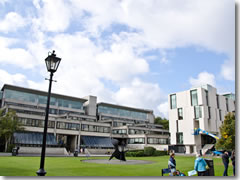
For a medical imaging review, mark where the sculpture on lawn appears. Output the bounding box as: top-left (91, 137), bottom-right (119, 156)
top-left (109, 139), bottom-right (127, 161)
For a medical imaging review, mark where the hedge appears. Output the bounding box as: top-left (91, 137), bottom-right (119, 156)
top-left (126, 148), bottom-right (167, 157)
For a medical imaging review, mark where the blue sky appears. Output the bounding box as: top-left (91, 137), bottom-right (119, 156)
top-left (0, 0), bottom-right (235, 118)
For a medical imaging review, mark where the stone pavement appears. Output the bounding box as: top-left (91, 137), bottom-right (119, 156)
top-left (0, 152), bottom-right (111, 157)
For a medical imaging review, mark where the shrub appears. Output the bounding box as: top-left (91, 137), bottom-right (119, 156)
top-left (153, 150), bottom-right (168, 156)
top-left (7, 144), bottom-right (15, 153)
top-left (135, 151), bottom-right (145, 157)
top-left (144, 146), bottom-right (156, 156)
top-left (126, 150), bottom-right (144, 157)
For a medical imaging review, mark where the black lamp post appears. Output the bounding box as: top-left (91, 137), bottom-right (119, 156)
top-left (36, 50), bottom-right (61, 176)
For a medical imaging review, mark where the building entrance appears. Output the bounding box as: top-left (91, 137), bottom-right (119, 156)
top-left (57, 134), bottom-right (77, 152)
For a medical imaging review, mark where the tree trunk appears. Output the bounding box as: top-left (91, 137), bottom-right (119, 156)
top-left (5, 139), bottom-right (8, 152)
top-left (4, 137), bottom-right (10, 152)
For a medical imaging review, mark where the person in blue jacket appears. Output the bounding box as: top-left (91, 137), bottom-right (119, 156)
top-left (168, 152), bottom-right (176, 176)
top-left (194, 154), bottom-right (207, 176)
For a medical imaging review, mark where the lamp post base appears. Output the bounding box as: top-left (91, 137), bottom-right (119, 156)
top-left (36, 168), bottom-right (47, 176)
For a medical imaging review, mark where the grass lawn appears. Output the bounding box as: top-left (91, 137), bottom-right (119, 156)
top-left (0, 155), bottom-right (233, 176)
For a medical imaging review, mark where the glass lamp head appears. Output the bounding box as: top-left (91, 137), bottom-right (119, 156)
top-left (45, 50), bottom-right (61, 73)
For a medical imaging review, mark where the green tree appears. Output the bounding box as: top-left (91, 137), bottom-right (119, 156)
top-left (154, 117), bottom-right (169, 130)
top-left (0, 110), bottom-right (24, 152)
top-left (215, 112), bottom-right (235, 151)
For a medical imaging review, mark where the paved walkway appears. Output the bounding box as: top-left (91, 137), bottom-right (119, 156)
top-left (0, 152), bottom-right (111, 157)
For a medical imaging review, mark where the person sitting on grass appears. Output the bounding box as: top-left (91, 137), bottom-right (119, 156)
top-left (194, 154), bottom-right (207, 176)
top-left (174, 170), bottom-right (186, 176)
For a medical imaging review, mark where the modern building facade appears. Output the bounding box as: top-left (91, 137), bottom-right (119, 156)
top-left (168, 84), bottom-right (235, 154)
top-left (0, 84), bottom-right (169, 153)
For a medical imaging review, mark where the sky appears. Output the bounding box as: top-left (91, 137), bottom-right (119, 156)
top-left (0, 0), bottom-right (235, 118)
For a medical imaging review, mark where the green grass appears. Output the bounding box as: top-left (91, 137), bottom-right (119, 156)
top-left (0, 155), bottom-right (233, 176)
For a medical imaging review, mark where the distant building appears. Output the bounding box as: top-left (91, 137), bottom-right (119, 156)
top-left (168, 84), bottom-right (235, 154)
top-left (0, 84), bottom-right (169, 153)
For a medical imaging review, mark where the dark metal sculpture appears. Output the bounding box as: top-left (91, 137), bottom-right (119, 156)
top-left (109, 139), bottom-right (127, 161)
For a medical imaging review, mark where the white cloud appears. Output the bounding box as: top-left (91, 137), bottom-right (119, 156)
top-left (221, 59), bottom-right (235, 81)
top-left (0, 69), bottom-right (27, 88)
top-left (0, 12), bottom-right (26, 33)
top-left (0, 0), bottom-right (9, 5)
top-left (0, 45), bottom-right (36, 69)
top-left (157, 101), bottom-right (169, 118)
top-left (96, 43), bottom-right (149, 82)
top-left (189, 71), bottom-right (216, 88)
top-left (34, 0), bottom-right (72, 32)
top-left (68, 0), bottom-right (234, 56)
top-left (113, 78), bottom-right (165, 114)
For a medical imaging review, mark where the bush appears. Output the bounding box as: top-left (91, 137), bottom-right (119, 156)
top-left (126, 150), bottom-right (144, 157)
top-left (135, 151), bottom-right (145, 157)
top-left (144, 146), bottom-right (156, 156)
top-left (7, 144), bottom-right (15, 153)
top-left (153, 150), bottom-right (168, 156)
top-left (126, 148), bottom-right (168, 157)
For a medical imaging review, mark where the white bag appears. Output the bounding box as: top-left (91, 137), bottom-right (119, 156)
top-left (188, 170), bottom-right (197, 176)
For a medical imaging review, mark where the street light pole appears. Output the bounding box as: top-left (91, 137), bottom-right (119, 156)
top-left (36, 72), bottom-right (53, 176)
top-left (36, 50), bottom-right (61, 176)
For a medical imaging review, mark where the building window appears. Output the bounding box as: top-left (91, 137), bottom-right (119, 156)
top-left (208, 107), bottom-right (211, 119)
top-left (103, 127), bottom-right (110, 133)
top-left (219, 110), bottom-right (222, 121)
top-left (176, 132), bottom-right (183, 144)
top-left (128, 138), bottom-right (145, 144)
top-left (82, 124), bottom-right (89, 131)
top-left (170, 94), bottom-right (177, 109)
top-left (147, 138), bottom-right (167, 144)
top-left (178, 108), bottom-right (183, 120)
top-left (190, 90), bottom-right (198, 106)
top-left (205, 90), bottom-right (209, 106)
top-left (226, 98), bottom-right (229, 112)
top-left (176, 120), bottom-right (179, 133)
top-left (194, 106), bottom-right (202, 119)
top-left (216, 95), bottom-right (219, 109)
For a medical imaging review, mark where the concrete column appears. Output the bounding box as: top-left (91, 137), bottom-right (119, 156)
top-left (186, 146), bottom-right (190, 154)
top-left (74, 135), bottom-right (78, 150)
top-left (145, 135), bottom-right (147, 145)
top-left (78, 134), bottom-right (81, 150)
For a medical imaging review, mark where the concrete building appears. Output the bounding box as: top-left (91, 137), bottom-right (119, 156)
top-left (168, 84), bottom-right (235, 154)
top-left (0, 84), bottom-right (169, 154)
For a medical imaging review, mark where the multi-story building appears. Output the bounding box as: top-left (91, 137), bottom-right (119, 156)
top-left (168, 84), bottom-right (235, 154)
top-left (0, 84), bottom-right (169, 153)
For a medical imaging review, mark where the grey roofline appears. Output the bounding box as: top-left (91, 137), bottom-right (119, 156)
top-left (97, 102), bottom-right (153, 113)
top-left (1, 84), bottom-right (88, 103)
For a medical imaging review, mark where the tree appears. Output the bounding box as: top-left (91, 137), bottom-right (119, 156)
top-left (0, 110), bottom-right (24, 152)
top-left (215, 112), bottom-right (235, 151)
top-left (154, 117), bottom-right (169, 130)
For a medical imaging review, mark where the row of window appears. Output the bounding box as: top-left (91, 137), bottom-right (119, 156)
top-left (81, 124), bottom-right (110, 133)
top-left (4, 89), bottom-right (83, 110)
top-left (129, 129), bottom-right (146, 134)
top-left (8, 103), bottom-right (83, 116)
top-left (18, 118), bottom-right (55, 128)
top-left (112, 129), bottom-right (127, 134)
top-left (171, 89), bottom-right (231, 111)
top-left (113, 129), bottom-right (170, 135)
top-left (177, 106), bottom-right (224, 121)
top-left (147, 138), bottom-right (168, 144)
top-left (18, 117), bottom-right (110, 132)
top-left (98, 105), bottom-right (148, 120)
top-left (127, 138), bottom-right (169, 144)
top-left (128, 138), bottom-right (145, 144)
